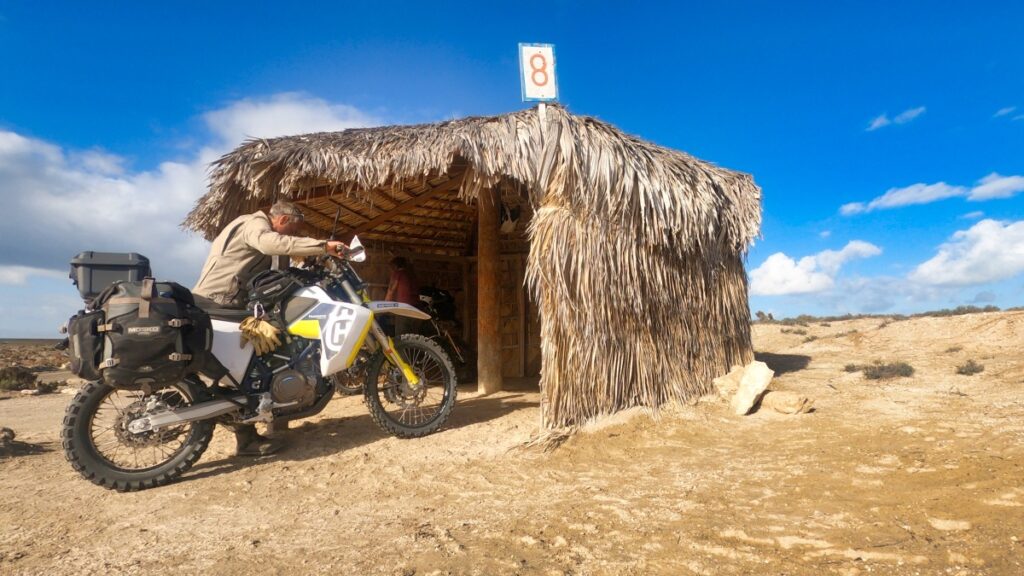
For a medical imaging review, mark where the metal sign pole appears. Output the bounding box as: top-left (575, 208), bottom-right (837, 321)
top-left (519, 42), bottom-right (557, 146)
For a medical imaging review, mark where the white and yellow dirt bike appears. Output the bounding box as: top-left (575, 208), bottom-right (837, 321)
top-left (62, 237), bottom-right (457, 491)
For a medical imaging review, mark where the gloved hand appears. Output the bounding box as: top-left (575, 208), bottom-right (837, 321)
top-left (239, 316), bottom-right (282, 356)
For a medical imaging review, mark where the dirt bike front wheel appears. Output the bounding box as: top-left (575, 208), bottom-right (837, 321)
top-left (364, 334), bottom-right (457, 438)
top-left (61, 378), bottom-right (213, 492)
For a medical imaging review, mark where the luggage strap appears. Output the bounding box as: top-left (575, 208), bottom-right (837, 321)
top-left (168, 353), bottom-right (192, 362)
top-left (168, 318), bottom-right (191, 328)
top-left (99, 358), bottom-right (120, 369)
top-left (139, 277), bottom-right (155, 319)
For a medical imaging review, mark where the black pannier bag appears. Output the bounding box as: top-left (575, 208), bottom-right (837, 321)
top-left (418, 286), bottom-right (457, 321)
top-left (64, 309), bottom-right (106, 381)
top-left (87, 278), bottom-right (225, 389)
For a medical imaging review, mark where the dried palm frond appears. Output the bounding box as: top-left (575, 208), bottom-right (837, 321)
top-left (183, 104), bottom-right (761, 429)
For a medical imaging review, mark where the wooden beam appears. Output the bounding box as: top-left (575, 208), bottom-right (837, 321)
top-left (359, 239), bottom-right (465, 256)
top-left (390, 213), bottom-right (474, 230)
top-left (383, 252), bottom-right (472, 264)
top-left (297, 206), bottom-right (345, 237)
top-left (422, 199), bottom-right (475, 214)
top-left (321, 197), bottom-right (372, 223)
top-left (350, 175), bottom-right (465, 236)
top-left (403, 203), bottom-right (475, 222)
top-left (465, 202), bottom-right (480, 256)
top-left (477, 188), bottom-right (503, 394)
top-left (368, 187), bottom-right (402, 209)
top-left (359, 229), bottom-right (467, 245)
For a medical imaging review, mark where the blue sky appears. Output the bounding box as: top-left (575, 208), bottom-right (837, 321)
top-left (1, 1), bottom-right (1022, 336)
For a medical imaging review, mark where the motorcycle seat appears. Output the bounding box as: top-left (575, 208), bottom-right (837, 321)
top-left (192, 295), bottom-right (251, 322)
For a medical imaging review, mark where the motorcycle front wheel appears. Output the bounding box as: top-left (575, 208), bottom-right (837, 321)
top-left (364, 334), bottom-right (457, 438)
top-left (61, 378), bottom-right (214, 492)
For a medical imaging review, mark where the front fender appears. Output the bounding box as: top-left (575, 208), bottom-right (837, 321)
top-left (367, 301), bottom-right (431, 320)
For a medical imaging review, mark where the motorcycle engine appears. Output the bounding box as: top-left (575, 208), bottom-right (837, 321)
top-left (268, 340), bottom-right (321, 410)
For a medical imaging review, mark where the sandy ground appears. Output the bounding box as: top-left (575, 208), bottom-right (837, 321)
top-left (1, 312), bottom-right (1023, 575)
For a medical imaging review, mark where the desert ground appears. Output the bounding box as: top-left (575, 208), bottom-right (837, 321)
top-left (1, 311), bottom-right (1022, 575)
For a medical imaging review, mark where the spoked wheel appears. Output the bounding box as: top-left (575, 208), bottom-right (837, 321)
top-left (331, 350), bottom-right (372, 396)
top-left (364, 334), bottom-right (457, 438)
top-left (61, 379), bottom-right (213, 492)
top-left (331, 370), bottom-right (365, 396)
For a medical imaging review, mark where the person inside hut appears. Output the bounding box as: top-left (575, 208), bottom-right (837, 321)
top-left (193, 199), bottom-right (346, 457)
top-left (384, 256), bottom-right (420, 336)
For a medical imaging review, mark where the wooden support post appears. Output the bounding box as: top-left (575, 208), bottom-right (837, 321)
top-left (517, 255), bottom-right (527, 378)
top-left (462, 259), bottom-right (472, 344)
top-left (477, 188), bottom-right (503, 394)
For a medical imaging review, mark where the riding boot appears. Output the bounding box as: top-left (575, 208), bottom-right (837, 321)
top-left (232, 424), bottom-right (285, 457)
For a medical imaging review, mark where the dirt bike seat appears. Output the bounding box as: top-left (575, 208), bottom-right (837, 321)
top-left (192, 295), bottom-right (251, 322)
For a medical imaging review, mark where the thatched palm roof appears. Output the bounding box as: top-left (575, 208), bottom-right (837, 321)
top-left (184, 104), bottom-right (762, 429)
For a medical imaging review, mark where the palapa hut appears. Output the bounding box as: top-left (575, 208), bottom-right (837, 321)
top-left (184, 104), bottom-right (762, 429)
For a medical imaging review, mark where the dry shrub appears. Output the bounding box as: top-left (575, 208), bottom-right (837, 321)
top-left (845, 361), bottom-right (914, 380)
top-left (956, 360), bottom-right (984, 376)
top-left (0, 367), bottom-right (37, 391)
top-left (863, 361), bottom-right (915, 380)
top-left (944, 346), bottom-right (963, 353)
top-left (917, 305), bottom-right (999, 318)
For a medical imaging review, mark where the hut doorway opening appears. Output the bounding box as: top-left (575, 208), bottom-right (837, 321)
top-left (261, 168), bottom-right (539, 394)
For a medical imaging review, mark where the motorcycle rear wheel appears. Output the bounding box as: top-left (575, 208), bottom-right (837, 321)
top-left (364, 334), bottom-right (457, 438)
top-left (61, 379), bottom-right (214, 492)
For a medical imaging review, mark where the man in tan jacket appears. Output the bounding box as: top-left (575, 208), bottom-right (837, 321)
top-left (194, 200), bottom-right (345, 456)
top-left (194, 200), bottom-right (345, 307)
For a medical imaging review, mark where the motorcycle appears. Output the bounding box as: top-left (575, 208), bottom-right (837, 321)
top-left (61, 237), bottom-right (458, 491)
top-left (331, 287), bottom-right (473, 395)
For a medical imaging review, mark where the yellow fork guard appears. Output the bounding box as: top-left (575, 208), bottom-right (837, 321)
top-left (384, 337), bottom-right (421, 386)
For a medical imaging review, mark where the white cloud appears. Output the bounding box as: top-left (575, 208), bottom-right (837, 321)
top-left (0, 265), bottom-right (65, 285)
top-left (961, 211), bottom-right (984, 220)
top-left (839, 202), bottom-right (866, 215)
top-left (750, 241), bottom-right (882, 296)
top-left (894, 106), bottom-right (926, 124)
top-left (866, 106), bottom-right (926, 131)
top-left (867, 114), bottom-right (891, 131)
top-left (909, 219), bottom-right (1024, 286)
top-left (994, 106), bottom-right (1017, 118)
top-left (203, 92), bottom-right (379, 148)
top-left (71, 149), bottom-right (126, 176)
top-left (750, 253), bottom-right (834, 296)
top-left (819, 230), bottom-right (832, 238)
top-left (0, 93), bottom-right (380, 290)
top-left (817, 241), bottom-right (883, 274)
top-left (841, 173), bottom-right (1024, 215)
top-left (842, 182), bottom-right (965, 215)
top-left (967, 173), bottom-right (1024, 201)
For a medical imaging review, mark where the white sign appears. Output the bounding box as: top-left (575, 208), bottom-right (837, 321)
top-left (519, 43), bottom-right (557, 101)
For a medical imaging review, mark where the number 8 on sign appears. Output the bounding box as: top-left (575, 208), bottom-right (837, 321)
top-left (519, 43), bottom-right (557, 101)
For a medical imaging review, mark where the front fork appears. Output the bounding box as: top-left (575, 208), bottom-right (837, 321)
top-left (367, 319), bottom-right (421, 386)
top-left (336, 276), bottom-right (421, 387)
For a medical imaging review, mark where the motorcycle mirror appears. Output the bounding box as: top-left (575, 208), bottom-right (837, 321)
top-left (347, 236), bottom-right (367, 263)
